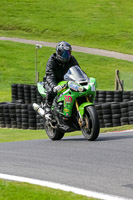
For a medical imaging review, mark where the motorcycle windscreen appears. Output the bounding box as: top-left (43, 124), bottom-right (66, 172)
top-left (64, 65), bottom-right (88, 82)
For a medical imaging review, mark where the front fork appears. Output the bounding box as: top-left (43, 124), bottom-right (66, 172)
top-left (75, 96), bottom-right (90, 128)
top-left (75, 100), bottom-right (83, 128)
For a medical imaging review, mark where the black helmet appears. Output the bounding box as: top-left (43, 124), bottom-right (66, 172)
top-left (56, 41), bottom-right (72, 63)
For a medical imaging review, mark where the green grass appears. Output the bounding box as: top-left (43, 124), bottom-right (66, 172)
top-left (0, 40), bottom-right (133, 102)
top-left (0, 0), bottom-right (133, 54)
top-left (0, 179), bottom-right (97, 200)
top-left (0, 125), bottom-right (133, 143)
top-left (0, 129), bottom-right (47, 143)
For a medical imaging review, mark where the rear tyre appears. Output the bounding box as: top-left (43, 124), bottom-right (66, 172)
top-left (44, 120), bottom-right (65, 140)
top-left (81, 106), bottom-right (100, 141)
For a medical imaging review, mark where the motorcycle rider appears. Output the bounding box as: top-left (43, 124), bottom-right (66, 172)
top-left (44, 41), bottom-right (79, 119)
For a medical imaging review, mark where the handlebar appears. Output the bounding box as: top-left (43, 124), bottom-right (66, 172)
top-left (58, 83), bottom-right (68, 92)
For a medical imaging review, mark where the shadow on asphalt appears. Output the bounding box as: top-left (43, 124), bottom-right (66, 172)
top-left (98, 134), bottom-right (133, 141)
top-left (62, 137), bottom-right (86, 141)
top-left (62, 133), bottom-right (133, 142)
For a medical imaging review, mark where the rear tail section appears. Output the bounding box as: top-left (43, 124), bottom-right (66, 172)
top-left (37, 82), bottom-right (46, 98)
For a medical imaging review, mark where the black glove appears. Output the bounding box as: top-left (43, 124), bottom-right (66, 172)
top-left (53, 85), bottom-right (62, 93)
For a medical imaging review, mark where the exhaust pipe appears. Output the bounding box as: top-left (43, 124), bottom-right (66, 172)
top-left (33, 103), bottom-right (45, 117)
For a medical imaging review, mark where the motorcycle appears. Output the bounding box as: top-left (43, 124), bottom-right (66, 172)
top-left (33, 65), bottom-right (99, 141)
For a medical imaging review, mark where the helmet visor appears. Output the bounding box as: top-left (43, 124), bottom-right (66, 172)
top-left (61, 50), bottom-right (71, 60)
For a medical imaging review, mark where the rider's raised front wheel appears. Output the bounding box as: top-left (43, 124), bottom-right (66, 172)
top-left (44, 121), bottom-right (65, 140)
top-left (81, 106), bottom-right (100, 141)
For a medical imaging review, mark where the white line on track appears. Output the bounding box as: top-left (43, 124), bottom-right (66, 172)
top-left (0, 173), bottom-right (132, 200)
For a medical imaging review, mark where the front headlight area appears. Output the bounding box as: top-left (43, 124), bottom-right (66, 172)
top-left (69, 81), bottom-right (84, 92)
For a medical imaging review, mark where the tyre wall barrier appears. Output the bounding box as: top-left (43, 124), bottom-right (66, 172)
top-left (95, 90), bottom-right (133, 103)
top-left (0, 84), bottom-right (133, 130)
top-left (11, 84), bottom-right (44, 104)
top-left (0, 103), bottom-right (44, 129)
top-left (12, 84), bottom-right (133, 104)
top-left (0, 101), bottom-right (133, 130)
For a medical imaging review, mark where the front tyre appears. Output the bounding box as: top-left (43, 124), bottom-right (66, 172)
top-left (44, 120), bottom-right (65, 140)
top-left (81, 106), bottom-right (100, 141)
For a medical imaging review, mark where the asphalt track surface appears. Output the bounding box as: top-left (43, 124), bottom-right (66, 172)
top-left (1, 37), bottom-right (133, 62)
top-left (0, 131), bottom-right (133, 199)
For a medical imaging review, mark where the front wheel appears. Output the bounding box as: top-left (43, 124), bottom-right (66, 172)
top-left (44, 120), bottom-right (65, 140)
top-left (81, 106), bottom-right (100, 141)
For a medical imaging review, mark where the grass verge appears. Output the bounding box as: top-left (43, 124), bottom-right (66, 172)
top-left (0, 179), bottom-right (97, 200)
top-left (0, 125), bottom-right (133, 143)
top-left (0, 40), bottom-right (133, 103)
top-left (0, 0), bottom-right (133, 54)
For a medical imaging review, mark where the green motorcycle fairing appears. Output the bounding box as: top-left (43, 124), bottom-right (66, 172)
top-left (37, 78), bottom-right (96, 118)
top-left (37, 82), bottom-right (46, 98)
top-left (56, 77), bottom-right (96, 118)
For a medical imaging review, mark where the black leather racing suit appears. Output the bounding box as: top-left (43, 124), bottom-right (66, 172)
top-left (44, 53), bottom-right (79, 105)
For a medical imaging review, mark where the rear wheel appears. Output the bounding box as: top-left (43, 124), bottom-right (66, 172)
top-left (81, 106), bottom-right (100, 141)
top-left (44, 120), bottom-right (65, 140)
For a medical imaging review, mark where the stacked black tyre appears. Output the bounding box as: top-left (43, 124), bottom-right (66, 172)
top-left (0, 104), bottom-right (6, 128)
top-left (94, 91), bottom-right (99, 104)
top-left (11, 84), bottom-right (44, 104)
top-left (97, 91), bottom-right (106, 104)
top-left (16, 104), bottom-right (22, 129)
top-left (36, 114), bottom-right (41, 130)
top-left (9, 104), bottom-right (17, 128)
top-left (111, 103), bottom-right (121, 127)
top-left (17, 84), bottom-right (25, 103)
top-left (102, 103), bottom-right (113, 128)
top-left (28, 104), bottom-right (36, 130)
top-left (106, 91), bottom-right (114, 103)
top-left (11, 84), bottom-right (18, 102)
top-left (123, 91), bottom-right (131, 102)
top-left (24, 85), bottom-right (31, 104)
top-left (95, 104), bottom-right (104, 128)
top-left (114, 91), bottom-right (123, 102)
top-left (120, 102), bottom-right (129, 126)
top-left (31, 85), bottom-right (37, 104)
top-left (4, 104), bottom-right (11, 128)
top-left (21, 104), bottom-right (29, 129)
top-left (130, 92), bottom-right (133, 101)
top-left (37, 91), bottom-right (43, 104)
top-left (128, 101), bottom-right (133, 125)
